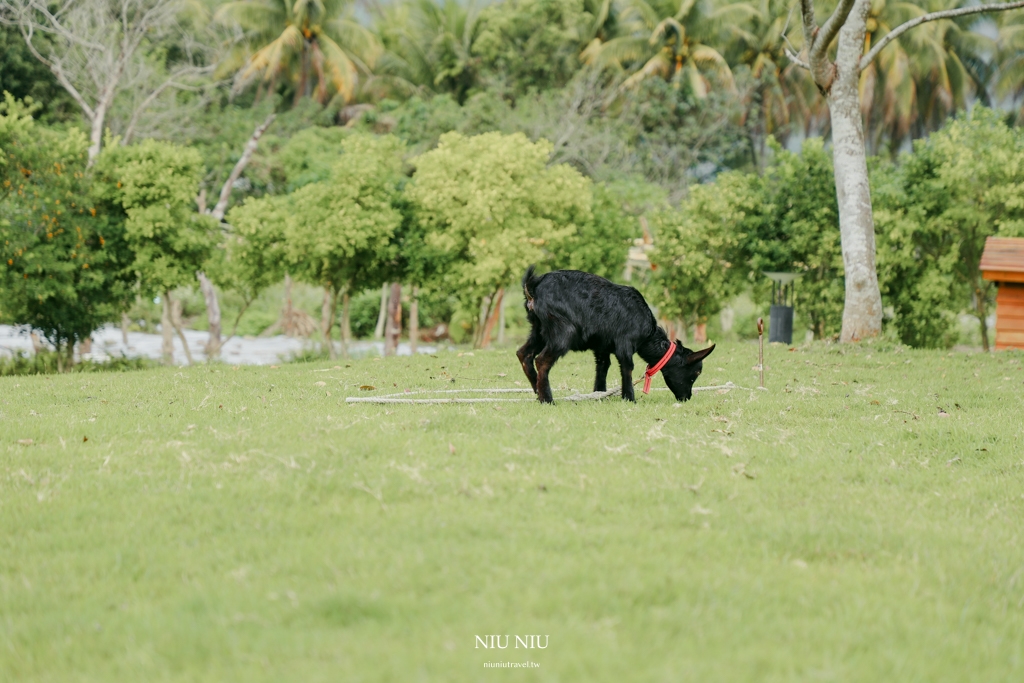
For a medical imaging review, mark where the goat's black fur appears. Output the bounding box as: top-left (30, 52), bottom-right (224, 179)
top-left (518, 266), bottom-right (715, 404)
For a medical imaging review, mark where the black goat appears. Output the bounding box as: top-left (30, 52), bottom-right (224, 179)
top-left (517, 266), bottom-right (716, 404)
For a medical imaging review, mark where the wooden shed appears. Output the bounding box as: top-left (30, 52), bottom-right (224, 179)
top-left (980, 237), bottom-right (1024, 350)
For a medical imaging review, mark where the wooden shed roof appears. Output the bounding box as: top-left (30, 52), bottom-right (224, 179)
top-left (981, 237), bottom-right (1024, 283)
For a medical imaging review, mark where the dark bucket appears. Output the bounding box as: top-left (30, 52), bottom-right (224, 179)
top-left (769, 305), bottom-right (793, 344)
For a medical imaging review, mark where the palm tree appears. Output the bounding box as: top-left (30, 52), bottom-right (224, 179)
top-left (721, 0), bottom-right (824, 158)
top-left (371, 0), bottom-right (483, 103)
top-left (583, 0), bottom-right (751, 97)
top-left (216, 0), bottom-right (381, 105)
top-left (994, 11), bottom-right (1024, 123)
top-left (858, 0), bottom-right (991, 154)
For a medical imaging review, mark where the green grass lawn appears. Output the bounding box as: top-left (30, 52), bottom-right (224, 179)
top-left (2, 342), bottom-right (1023, 682)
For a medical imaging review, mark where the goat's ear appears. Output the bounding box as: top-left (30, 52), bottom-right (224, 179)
top-left (684, 343), bottom-right (715, 365)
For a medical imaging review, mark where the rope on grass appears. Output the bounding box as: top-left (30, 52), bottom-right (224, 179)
top-left (345, 382), bottom-right (745, 405)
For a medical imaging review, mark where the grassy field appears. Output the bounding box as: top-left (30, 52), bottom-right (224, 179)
top-left (1, 341), bottom-right (1023, 682)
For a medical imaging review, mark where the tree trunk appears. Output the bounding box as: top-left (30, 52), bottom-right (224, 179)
top-left (171, 297), bottom-right (194, 365)
top-left (198, 272), bottom-right (222, 358)
top-left (384, 282), bottom-right (402, 356)
top-left (497, 289), bottom-right (506, 345)
top-left (86, 108), bottom-right (106, 166)
top-left (976, 285), bottom-right (991, 352)
top-left (374, 283), bottom-right (389, 339)
top-left (829, 0), bottom-right (884, 342)
top-left (480, 288), bottom-right (504, 349)
top-left (30, 332), bottom-right (42, 354)
top-left (321, 287), bottom-right (337, 360)
top-left (694, 322), bottom-right (707, 344)
top-left (161, 293), bottom-right (175, 365)
top-left (475, 295), bottom-right (492, 347)
top-left (409, 286), bottom-right (419, 355)
top-left (340, 289), bottom-right (352, 359)
top-left (283, 273), bottom-right (295, 336)
top-left (120, 313), bottom-right (130, 345)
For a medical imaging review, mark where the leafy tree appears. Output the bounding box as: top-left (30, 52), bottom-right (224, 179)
top-left (552, 182), bottom-right (638, 281)
top-left (646, 172), bottom-right (746, 331)
top-left (215, 0), bottom-right (381, 105)
top-left (0, 94), bottom-right (132, 370)
top-left (406, 131), bottom-right (592, 343)
top-left (791, 0), bottom-right (1024, 343)
top-left (473, 0), bottom-right (593, 95)
top-left (624, 78), bottom-right (750, 200)
top-left (283, 134), bottom-right (407, 357)
top-left (215, 192), bottom-right (290, 340)
top-left (93, 139), bottom-right (218, 362)
top-left (272, 125), bottom-right (349, 190)
top-left (741, 138), bottom-right (845, 340)
top-left (649, 137), bottom-right (844, 340)
top-left (874, 107), bottom-right (1024, 350)
top-left (0, 26), bottom-right (75, 122)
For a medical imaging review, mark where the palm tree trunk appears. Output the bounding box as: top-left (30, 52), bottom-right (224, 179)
top-left (295, 42), bottom-right (311, 106)
top-left (829, 0), bottom-right (883, 342)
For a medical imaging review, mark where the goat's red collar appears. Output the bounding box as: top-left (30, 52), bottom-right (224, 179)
top-left (643, 343), bottom-right (676, 394)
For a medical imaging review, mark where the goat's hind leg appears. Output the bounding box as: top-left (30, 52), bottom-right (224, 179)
top-left (516, 328), bottom-right (544, 393)
top-left (593, 350), bottom-right (612, 392)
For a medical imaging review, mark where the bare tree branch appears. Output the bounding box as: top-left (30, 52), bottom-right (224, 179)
top-left (10, 23), bottom-right (97, 119)
top-left (785, 47), bottom-right (811, 71)
top-left (860, 0), bottom-right (1024, 70)
top-left (209, 113), bottom-right (277, 221)
top-left (121, 68), bottom-right (213, 144)
top-left (799, 0), bottom-right (817, 50)
top-left (0, 0), bottom-right (213, 161)
top-left (811, 0), bottom-right (858, 64)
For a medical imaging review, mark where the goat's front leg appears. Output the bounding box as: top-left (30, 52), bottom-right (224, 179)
top-left (593, 351), bottom-right (611, 392)
top-left (616, 353), bottom-right (635, 402)
top-left (534, 347), bottom-right (559, 404)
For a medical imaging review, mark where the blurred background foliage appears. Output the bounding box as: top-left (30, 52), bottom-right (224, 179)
top-left (3, 0), bottom-right (1024, 366)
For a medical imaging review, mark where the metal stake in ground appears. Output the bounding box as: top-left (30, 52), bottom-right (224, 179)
top-left (757, 317), bottom-right (765, 389)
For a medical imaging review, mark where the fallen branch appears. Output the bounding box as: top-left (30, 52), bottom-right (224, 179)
top-left (345, 382), bottom-right (745, 404)
top-left (209, 112), bottom-right (277, 221)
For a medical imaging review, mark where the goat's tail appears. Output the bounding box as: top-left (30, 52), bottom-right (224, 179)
top-left (522, 264), bottom-right (541, 304)
top-left (524, 264), bottom-right (540, 299)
